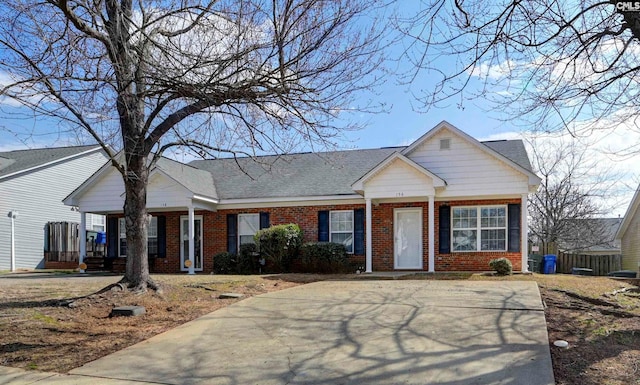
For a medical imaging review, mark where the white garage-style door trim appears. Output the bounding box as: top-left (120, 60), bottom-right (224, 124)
top-left (394, 208), bottom-right (423, 270)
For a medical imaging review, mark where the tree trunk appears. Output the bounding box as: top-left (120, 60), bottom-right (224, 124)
top-left (120, 150), bottom-right (158, 291)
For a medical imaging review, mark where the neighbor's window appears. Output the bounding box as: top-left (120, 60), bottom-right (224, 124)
top-left (118, 216), bottom-right (158, 257)
top-left (86, 213), bottom-right (105, 232)
top-left (330, 210), bottom-right (354, 253)
top-left (238, 214), bottom-right (260, 246)
top-left (452, 206), bottom-right (506, 251)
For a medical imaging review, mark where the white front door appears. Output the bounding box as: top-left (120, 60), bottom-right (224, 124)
top-left (394, 208), bottom-right (423, 269)
top-left (181, 215), bottom-right (203, 271)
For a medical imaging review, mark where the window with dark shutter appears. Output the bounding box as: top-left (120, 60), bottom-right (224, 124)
top-left (259, 212), bottom-right (270, 229)
top-left (227, 214), bottom-right (238, 254)
top-left (318, 211), bottom-right (329, 242)
top-left (354, 208), bottom-right (365, 255)
top-left (107, 217), bottom-right (118, 258)
top-left (508, 204), bottom-right (521, 252)
top-left (156, 216), bottom-right (166, 258)
top-left (439, 205), bottom-right (451, 254)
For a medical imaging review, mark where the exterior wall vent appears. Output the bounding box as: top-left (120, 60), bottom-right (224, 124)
top-left (440, 138), bottom-right (451, 150)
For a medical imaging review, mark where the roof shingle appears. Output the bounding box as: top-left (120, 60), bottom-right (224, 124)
top-left (0, 145), bottom-right (101, 179)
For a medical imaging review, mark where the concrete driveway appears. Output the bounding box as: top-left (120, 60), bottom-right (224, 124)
top-left (68, 280), bottom-right (554, 385)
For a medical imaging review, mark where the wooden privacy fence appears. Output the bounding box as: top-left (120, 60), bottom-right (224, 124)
top-left (556, 252), bottom-right (621, 276)
top-left (44, 221), bottom-right (79, 262)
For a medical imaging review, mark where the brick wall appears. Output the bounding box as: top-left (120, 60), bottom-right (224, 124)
top-left (433, 199), bottom-right (523, 272)
top-left (108, 197), bottom-right (523, 273)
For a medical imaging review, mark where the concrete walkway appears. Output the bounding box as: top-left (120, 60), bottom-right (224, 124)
top-left (2, 280), bottom-right (554, 385)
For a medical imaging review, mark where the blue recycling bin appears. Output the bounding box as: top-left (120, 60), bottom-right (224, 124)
top-left (95, 231), bottom-right (107, 244)
top-left (543, 254), bottom-right (557, 274)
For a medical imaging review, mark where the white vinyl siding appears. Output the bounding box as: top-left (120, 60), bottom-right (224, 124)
top-left (363, 158), bottom-right (436, 199)
top-left (0, 151), bottom-right (107, 270)
top-left (621, 212), bottom-right (640, 270)
top-left (77, 168), bottom-right (194, 213)
top-left (330, 210), bottom-right (354, 253)
top-left (452, 206), bottom-right (507, 252)
top-left (406, 128), bottom-right (530, 198)
top-left (238, 214), bottom-right (260, 246)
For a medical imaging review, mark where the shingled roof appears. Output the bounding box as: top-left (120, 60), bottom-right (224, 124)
top-left (155, 157), bottom-right (218, 199)
top-left (0, 145), bottom-right (102, 179)
top-left (189, 139), bottom-right (533, 200)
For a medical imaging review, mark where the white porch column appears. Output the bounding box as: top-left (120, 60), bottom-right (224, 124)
top-left (365, 198), bottom-right (373, 273)
top-left (188, 206), bottom-right (195, 275)
top-left (521, 194), bottom-right (529, 273)
top-left (79, 212), bottom-right (86, 273)
top-left (428, 195), bottom-right (435, 272)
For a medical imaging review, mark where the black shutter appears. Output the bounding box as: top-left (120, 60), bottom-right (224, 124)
top-left (227, 214), bottom-right (238, 254)
top-left (107, 217), bottom-right (118, 258)
top-left (259, 212), bottom-right (270, 229)
top-left (157, 216), bottom-right (166, 258)
top-left (508, 204), bottom-right (521, 252)
top-left (318, 211), bottom-right (329, 242)
top-left (439, 205), bottom-right (451, 254)
top-left (354, 208), bottom-right (365, 255)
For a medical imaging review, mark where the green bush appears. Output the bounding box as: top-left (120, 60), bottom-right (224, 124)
top-left (255, 224), bottom-right (303, 272)
top-left (297, 242), bottom-right (350, 273)
top-left (489, 257), bottom-right (513, 276)
top-left (237, 243), bottom-right (260, 274)
top-left (213, 252), bottom-right (236, 274)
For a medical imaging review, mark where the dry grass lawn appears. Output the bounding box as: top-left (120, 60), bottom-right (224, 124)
top-left (1, 271), bottom-right (639, 385)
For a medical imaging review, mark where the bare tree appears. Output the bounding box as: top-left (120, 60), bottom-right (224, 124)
top-left (527, 136), bottom-right (622, 254)
top-left (0, 0), bottom-right (388, 291)
top-left (399, 1), bottom-right (640, 151)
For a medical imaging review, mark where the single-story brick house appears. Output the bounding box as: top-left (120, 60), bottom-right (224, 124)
top-left (64, 121), bottom-right (541, 273)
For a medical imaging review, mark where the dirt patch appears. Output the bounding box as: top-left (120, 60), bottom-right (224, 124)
top-left (540, 284), bottom-right (640, 385)
top-left (0, 274), bottom-right (315, 372)
top-left (1, 272), bottom-right (640, 385)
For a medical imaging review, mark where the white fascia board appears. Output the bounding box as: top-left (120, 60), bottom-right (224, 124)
top-left (434, 193), bottom-right (527, 202)
top-left (616, 185), bottom-right (640, 240)
top-left (1, 146), bottom-right (104, 182)
top-left (218, 195), bottom-right (364, 209)
top-left (193, 194), bottom-right (219, 204)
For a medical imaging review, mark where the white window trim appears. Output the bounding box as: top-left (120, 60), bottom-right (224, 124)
top-left (238, 213), bottom-right (260, 249)
top-left (330, 210), bottom-right (354, 254)
top-left (451, 205), bottom-right (508, 252)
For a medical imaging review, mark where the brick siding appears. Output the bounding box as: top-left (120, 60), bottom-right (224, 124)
top-left (107, 198), bottom-right (523, 273)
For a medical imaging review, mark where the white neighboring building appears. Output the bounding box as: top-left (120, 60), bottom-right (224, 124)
top-left (0, 145), bottom-right (108, 270)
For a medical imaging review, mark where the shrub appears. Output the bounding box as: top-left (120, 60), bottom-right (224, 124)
top-left (213, 252), bottom-right (236, 274)
top-left (254, 224), bottom-right (303, 272)
top-left (489, 257), bottom-right (513, 276)
top-left (237, 243), bottom-right (260, 274)
top-left (297, 242), bottom-right (350, 273)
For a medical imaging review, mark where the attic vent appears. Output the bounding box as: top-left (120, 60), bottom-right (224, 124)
top-left (440, 138), bottom-right (451, 150)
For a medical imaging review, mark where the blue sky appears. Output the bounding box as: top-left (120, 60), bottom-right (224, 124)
top-left (0, 2), bottom-right (638, 216)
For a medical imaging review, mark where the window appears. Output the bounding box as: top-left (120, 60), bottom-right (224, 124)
top-left (238, 214), bottom-right (260, 246)
top-left (148, 216), bottom-right (158, 255)
top-left (452, 206), bottom-right (506, 251)
top-left (330, 210), bottom-right (354, 253)
top-left (119, 218), bottom-right (127, 257)
top-left (86, 214), bottom-right (105, 232)
top-left (118, 216), bottom-right (158, 257)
